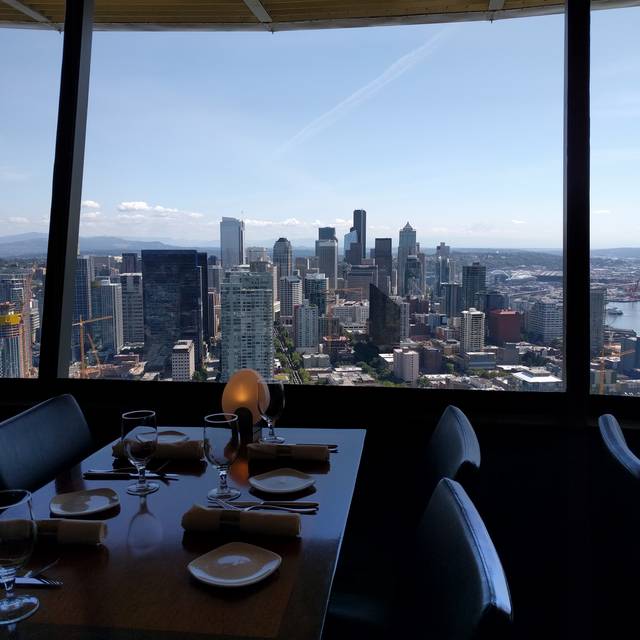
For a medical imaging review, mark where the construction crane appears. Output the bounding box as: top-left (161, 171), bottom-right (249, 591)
top-left (86, 332), bottom-right (103, 378)
top-left (598, 339), bottom-right (637, 395)
top-left (72, 315), bottom-right (112, 379)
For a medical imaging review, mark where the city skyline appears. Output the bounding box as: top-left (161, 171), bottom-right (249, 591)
top-left (2, 9), bottom-right (639, 248)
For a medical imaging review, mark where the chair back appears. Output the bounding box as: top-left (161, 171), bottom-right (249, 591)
top-left (0, 394), bottom-right (93, 491)
top-left (413, 478), bottom-right (513, 640)
top-left (424, 405), bottom-right (481, 502)
top-left (598, 414), bottom-right (640, 481)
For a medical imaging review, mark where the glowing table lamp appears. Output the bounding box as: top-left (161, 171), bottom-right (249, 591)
top-left (222, 369), bottom-right (270, 443)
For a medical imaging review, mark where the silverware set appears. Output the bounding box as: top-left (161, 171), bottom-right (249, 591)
top-left (16, 558), bottom-right (62, 588)
top-left (208, 497), bottom-right (319, 514)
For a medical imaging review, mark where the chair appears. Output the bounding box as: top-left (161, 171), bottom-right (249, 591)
top-left (598, 413), bottom-right (640, 480)
top-left (325, 478), bottom-right (513, 639)
top-left (423, 405), bottom-right (481, 503)
top-left (0, 394), bottom-right (93, 491)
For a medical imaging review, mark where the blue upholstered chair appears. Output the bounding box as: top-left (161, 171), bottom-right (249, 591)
top-left (0, 394), bottom-right (93, 491)
top-left (598, 413), bottom-right (640, 480)
top-left (325, 478), bottom-right (513, 639)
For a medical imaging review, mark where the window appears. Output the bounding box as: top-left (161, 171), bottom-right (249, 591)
top-left (590, 6), bottom-right (640, 397)
top-left (0, 28), bottom-right (61, 378)
top-left (65, 18), bottom-right (565, 389)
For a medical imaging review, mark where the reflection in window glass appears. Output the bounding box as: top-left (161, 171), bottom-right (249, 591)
top-left (71, 17), bottom-right (564, 389)
top-left (591, 7), bottom-right (640, 396)
top-left (0, 29), bottom-right (61, 378)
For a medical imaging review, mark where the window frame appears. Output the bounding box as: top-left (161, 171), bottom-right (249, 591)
top-left (4, 0), bottom-right (635, 427)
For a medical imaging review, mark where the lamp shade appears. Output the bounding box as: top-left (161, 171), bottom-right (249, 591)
top-left (222, 369), bottom-right (270, 425)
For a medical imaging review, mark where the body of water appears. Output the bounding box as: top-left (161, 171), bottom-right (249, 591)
top-left (606, 301), bottom-right (640, 334)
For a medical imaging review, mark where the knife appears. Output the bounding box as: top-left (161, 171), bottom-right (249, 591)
top-left (83, 471), bottom-right (179, 480)
top-left (15, 577), bottom-right (62, 588)
top-left (232, 501), bottom-right (319, 508)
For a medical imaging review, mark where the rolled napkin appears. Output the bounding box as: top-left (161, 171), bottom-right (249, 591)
top-left (36, 519), bottom-right (107, 545)
top-left (181, 504), bottom-right (300, 538)
top-left (112, 439), bottom-right (204, 460)
top-left (246, 443), bottom-right (329, 462)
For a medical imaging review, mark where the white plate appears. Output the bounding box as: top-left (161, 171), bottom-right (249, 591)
top-left (188, 542), bottom-right (281, 588)
top-left (157, 430), bottom-right (188, 444)
top-left (50, 488), bottom-right (120, 517)
top-left (248, 468), bottom-right (315, 494)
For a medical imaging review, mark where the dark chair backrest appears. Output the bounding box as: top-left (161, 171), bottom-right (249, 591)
top-left (598, 414), bottom-right (640, 481)
top-left (424, 405), bottom-right (481, 502)
top-left (413, 478), bottom-right (513, 640)
top-left (0, 394), bottom-right (93, 491)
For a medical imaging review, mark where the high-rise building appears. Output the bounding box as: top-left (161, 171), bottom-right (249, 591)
top-left (398, 222), bottom-right (417, 295)
top-left (318, 227), bottom-right (336, 241)
top-left (316, 239), bottom-right (338, 290)
top-left (279, 275), bottom-right (303, 318)
top-left (353, 209), bottom-right (367, 259)
top-left (121, 252), bottom-right (138, 273)
top-left (461, 262), bottom-right (487, 311)
top-left (90, 279), bottom-right (124, 357)
top-left (374, 238), bottom-right (392, 295)
top-left (72, 256), bottom-right (93, 360)
top-left (404, 255), bottom-right (423, 296)
top-left (460, 308), bottom-right (485, 354)
top-left (141, 250), bottom-right (203, 372)
top-left (246, 247), bottom-right (269, 264)
top-left (295, 257), bottom-right (310, 279)
top-left (119, 273), bottom-right (144, 345)
top-left (436, 242), bottom-right (450, 259)
top-left (273, 238), bottom-right (293, 299)
top-left (346, 265), bottom-right (378, 300)
top-left (435, 255), bottom-right (451, 297)
top-left (304, 272), bottom-right (329, 315)
top-left (488, 309), bottom-right (521, 345)
top-left (620, 336), bottom-right (638, 374)
top-left (294, 300), bottom-right (319, 353)
top-left (0, 308), bottom-right (26, 378)
top-left (527, 299), bottom-right (563, 343)
top-left (590, 287), bottom-right (606, 356)
top-left (207, 265), bottom-right (223, 292)
top-left (441, 282), bottom-right (463, 319)
top-left (343, 228), bottom-right (361, 266)
top-left (369, 284), bottom-right (408, 348)
top-left (197, 253), bottom-right (209, 353)
top-left (220, 217), bottom-right (245, 268)
top-left (171, 340), bottom-right (195, 381)
top-left (220, 268), bottom-right (274, 382)
top-left (393, 348), bottom-right (419, 383)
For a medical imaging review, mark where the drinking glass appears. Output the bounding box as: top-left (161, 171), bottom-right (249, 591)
top-left (0, 490), bottom-right (39, 625)
top-left (121, 410), bottom-right (159, 496)
top-left (260, 381), bottom-right (286, 444)
top-left (204, 413), bottom-right (241, 501)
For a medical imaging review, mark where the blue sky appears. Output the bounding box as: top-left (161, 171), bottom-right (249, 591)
top-left (1, 8), bottom-right (638, 249)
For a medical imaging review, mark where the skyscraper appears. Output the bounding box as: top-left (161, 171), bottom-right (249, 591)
top-left (279, 276), bottom-right (303, 318)
top-left (119, 273), bottom-right (144, 345)
top-left (220, 269), bottom-right (274, 382)
top-left (346, 265), bottom-right (378, 300)
top-left (91, 279), bottom-right (124, 357)
top-left (197, 252), bottom-right (209, 351)
top-left (441, 282), bottom-right (463, 319)
top-left (590, 287), bottom-right (606, 356)
top-left (294, 300), bottom-right (319, 353)
top-left (171, 340), bottom-right (195, 381)
top-left (435, 255), bottom-right (451, 297)
top-left (398, 222), bottom-right (417, 295)
top-left (220, 217), bottom-right (245, 268)
top-left (304, 272), bottom-right (329, 315)
top-left (369, 284), bottom-right (403, 349)
top-left (461, 262), bottom-right (487, 311)
top-left (528, 299), bottom-right (563, 343)
top-left (141, 250), bottom-right (203, 372)
top-left (374, 238), bottom-right (392, 295)
top-left (404, 255), bottom-right (423, 296)
top-left (246, 247), bottom-right (269, 263)
top-left (72, 256), bottom-right (92, 360)
top-left (273, 238), bottom-right (293, 299)
top-left (121, 252), bottom-right (138, 273)
top-left (461, 308), bottom-right (485, 354)
top-left (318, 227), bottom-right (336, 241)
top-left (0, 307), bottom-right (26, 378)
top-left (353, 209), bottom-right (367, 259)
top-left (316, 239), bottom-right (338, 290)
top-left (343, 228), bottom-right (361, 265)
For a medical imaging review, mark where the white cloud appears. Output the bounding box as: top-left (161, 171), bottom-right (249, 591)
top-left (334, 218), bottom-right (351, 227)
top-left (81, 200), bottom-right (100, 209)
top-left (7, 216), bottom-right (29, 224)
top-left (118, 201), bottom-right (151, 212)
top-left (511, 219), bottom-right (527, 225)
top-left (117, 213), bottom-right (147, 222)
top-left (82, 211), bottom-right (102, 220)
top-left (185, 212), bottom-right (204, 219)
top-left (282, 217), bottom-right (302, 226)
top-left (117, 201), bottom-right (204, 221)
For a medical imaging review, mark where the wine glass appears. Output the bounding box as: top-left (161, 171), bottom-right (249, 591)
top-left (126, 497), bottom-right (163, 558)
top-left (121, 410), bottom-right (159, 496)
top-left (260, 381), bottom-right (286, 444)
top-left (204, 413), bottom-right (241, 501)
top-left (0, 490), bottom-right (39, 625)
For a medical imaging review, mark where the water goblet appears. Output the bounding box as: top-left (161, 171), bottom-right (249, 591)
top-left (121, 410), bottom-right (159, 496)
top-left (0, 490), bottom-right (39, 625)
top-left (204, 413), bottom-right (241, 501)
top-left (260, 381), bottom-right (286, 444)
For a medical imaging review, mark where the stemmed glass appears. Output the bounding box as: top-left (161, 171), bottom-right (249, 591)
top-left (204, 413), bottom-right (241, 501)
top-left (121, 410), bottom-right (159, 496)
top-left (260, 381), bottom-right (286, 444)
top-left (0, 490), bottom-right (39, 625)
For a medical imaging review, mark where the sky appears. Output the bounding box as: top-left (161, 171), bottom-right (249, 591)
top-left (0, 8), bottom-right (639, 250)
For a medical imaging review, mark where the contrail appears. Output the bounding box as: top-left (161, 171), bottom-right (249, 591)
top-left (273, 27), bottom-right (455, 158)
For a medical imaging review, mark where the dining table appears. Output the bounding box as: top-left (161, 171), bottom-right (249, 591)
top-left (9, 427), bottom-right (366, 640)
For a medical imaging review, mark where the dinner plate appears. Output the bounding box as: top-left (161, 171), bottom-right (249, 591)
top-left (188, 542), bottom-right (281, 588)
top-left (157, 430), bottom-right (188, 444)
top-left (248, 468), bottom-right (315, 494)
top-left (49, 488), bottom-right (120, 517)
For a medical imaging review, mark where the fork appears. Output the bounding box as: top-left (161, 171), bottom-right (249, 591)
top-left (21, 557), bottom-right (60, 579)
